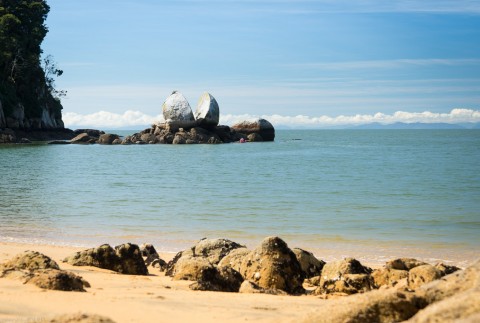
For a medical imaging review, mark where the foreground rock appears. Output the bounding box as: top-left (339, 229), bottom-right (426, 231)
top-left (166, 238), bottom-right (245, 277)
top-left (386, 258), bottom-right (428, 271)
top-left (313, 258), bottom-right (373, 295)
top-left (217, 248), bottom-right (250, 272)
top-left (302, 259), bottom-right (480, 323)
top-left (293, 248), bottom-right (325, 278)
top-left (0, 251), bottom-right (89, 292)
top-left (372, 258), bottom-right (460, 290)
top-left (37, 313), bottom-right (116, 323)
top-left (28, 269), bottom-right (90, 291)
top-left (371, 267), bottom-right (408, 289)
top-left (189, 265), bottom-right (244, 292)
top-left (140, 243), bottom-right (167, 271)
top-left (239, 236), bottom-right (305, 294)
top-left (63, 243), bottom-right (148, 275)
top-left (165, 238), bottom-right (246, 292)
top-left (303, 288), bottom-right (426, 323)
top-left (231, 118), bottom-right (275, 141)
top-left (0, 250), bottom-right (59, 271)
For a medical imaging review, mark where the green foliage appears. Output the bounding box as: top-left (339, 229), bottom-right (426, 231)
top-left (0, 0), bottom-right (63, 122)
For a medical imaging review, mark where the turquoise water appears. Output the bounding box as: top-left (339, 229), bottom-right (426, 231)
top-left (1, 130), bottom-right (479, 265)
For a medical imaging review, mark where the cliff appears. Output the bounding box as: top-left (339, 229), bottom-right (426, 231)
top-left (0, 0), bottom-right (66, 136)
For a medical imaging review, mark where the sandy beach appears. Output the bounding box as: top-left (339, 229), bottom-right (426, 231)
top-left (0, 242), bottom-right (326, 323)
top-left (1, 240), bottom-right (479, 323)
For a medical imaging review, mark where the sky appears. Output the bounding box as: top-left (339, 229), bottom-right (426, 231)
top-left (42, 0), bottom-right (480, 128)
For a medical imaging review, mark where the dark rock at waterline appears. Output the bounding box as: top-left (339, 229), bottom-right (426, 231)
top-left (48, 140), bottom-right (71, 145)
top-left (73, 129), bottom-right (105, 138)
top-left (63, 243), bottom-right (148, 275)
top-left (231, 118), bottom-right (275, 141)
top-left (70, 133), bottom-right (96, 144)
top-left (98, 133), bottom-right (120, 145)
top-left (0, 127), bottom-right (75, 143)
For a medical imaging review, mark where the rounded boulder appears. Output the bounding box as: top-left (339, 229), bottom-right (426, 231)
top-left (194, 92), bottom-right (220, 129)
top-left (162, 91), bottom-right (196, 129)
top-left (231, 118), bottom-right (275, 141)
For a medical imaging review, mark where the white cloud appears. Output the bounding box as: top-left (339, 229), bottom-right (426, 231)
top-left (64, 108), bottom-right (480, 129)
top-left (63, 110), bottom-right (164, 129)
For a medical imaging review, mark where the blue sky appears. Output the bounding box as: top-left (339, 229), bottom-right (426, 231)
top-left (42, 0), bottom-right (480, 128)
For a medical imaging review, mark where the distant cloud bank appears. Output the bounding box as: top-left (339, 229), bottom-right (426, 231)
top-left (63, 108), bottom-right (480, 129)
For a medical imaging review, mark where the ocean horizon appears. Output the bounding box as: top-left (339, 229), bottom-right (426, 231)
top-left (1, 129), bottom-right (479, 267)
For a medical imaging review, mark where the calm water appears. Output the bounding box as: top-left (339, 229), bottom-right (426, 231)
top-left (1, 130), bottom-right (479, 266)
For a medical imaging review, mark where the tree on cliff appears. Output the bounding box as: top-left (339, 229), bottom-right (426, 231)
top-left (0, 0), bottom-right (64, 128)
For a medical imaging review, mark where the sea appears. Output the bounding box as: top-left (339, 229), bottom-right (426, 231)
top-left (1, 130), bottom-right (479, 266)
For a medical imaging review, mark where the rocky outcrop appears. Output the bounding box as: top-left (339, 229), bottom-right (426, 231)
top-left (118, 91), bottom-right (274, 145)
top-left (167, 251), bottom-right (244, 292)
top-left (164, 238), bottom-right (248, 293)
top-left (98, 133), bottom-right (120, 145)
top-left (293, 248), bottom-right (325, 278)
top-left (37, 313), bottom-right (116, 323)
top-left (63, 243), bottom-right (148, 275)
top-left (371, 267), bottom-right (408, 288)
top-left (73, 129), bottom-right (105, 138)
top-left (217, 248), bottom-right (250, 272)
top-left (408, 264), bottom-right (443, 290)
top-left (193, 238), bottom-right (245, 265)
top-left (162, 91), bottom-right (196, 130)
top-left (0, 250), bottom-right (60, 271)
top-left (314, 258), bottom-right (373, 295)
top-left (0, 99), bottom-right (5, 128)
top-left (140, 243), bottom-right (167, 270)
top-left (122, 125), bottom-right (237, 145)
top-left (238, 280), bottom-right (287, 295)
top-left (303, 288), bottom-right (426, 323)
top-left (386, 258), bottom-right (428, 271)
top-left (166, 238), bottom-right (245, 277)
top-left (239, 236), bottom-right (304, 294)
top-left (231, 118), bottom-right (275, 142)
top-left (1, 102), bottom-right (63, 130)
top-left (189, 265), bottom-right (244, 292)
top-left (0, 251), bottom-right (89, 292)
top-left (0, 128), bottom-right (17, 143)
top-left (372, 259), bottom-right (460, 290)
top-left (28, 269), bottom-right (90, 291)
top-left (70, 133), bottom-right (97, 144)
top-left (194, 92), bottom-right (220, 129)
top-left (302, 259), bottom-right (480, 323)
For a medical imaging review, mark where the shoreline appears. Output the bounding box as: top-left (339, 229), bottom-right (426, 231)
top-left (1, 241), bottom-right (478, 322)
top-left (0, 241), bottom-right (322, 323)
top-left (1, 236), bottom-right (476, 269)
